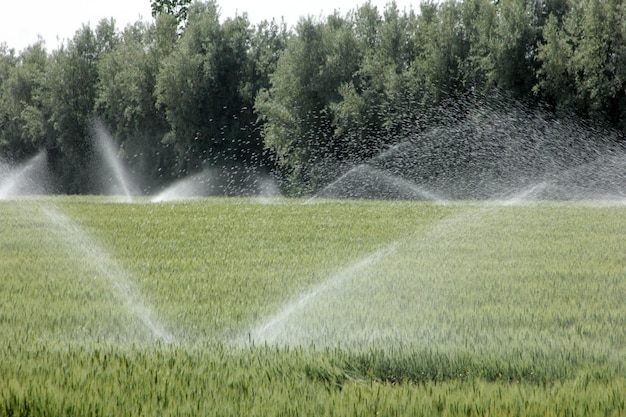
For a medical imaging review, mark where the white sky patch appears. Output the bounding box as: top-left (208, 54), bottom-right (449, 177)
top-left (1, 0), bottom-right (425, 52)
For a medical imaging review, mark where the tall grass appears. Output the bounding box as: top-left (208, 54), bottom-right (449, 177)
top-left (0, 197), bottom-right (625, 416)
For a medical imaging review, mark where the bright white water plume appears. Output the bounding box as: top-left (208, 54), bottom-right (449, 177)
top-left (242, 241), bottom-right (399, 346)
top-left (312, 95), bottom-right (625, 201)
top-left (0, 151), bottom-right (48, 199)
top-left (42, 206), bottom-right (175, 344)
top-left (255, 176), bottom-right (283, 203)
top-left (241, 185), bottom-right (592, 349)
top-left (92, 120), bottom-right (138, 202)
top-left (151, 171), bottom-right (213, 202)
top-left (308, 164), bottom-right (445, 203)
top-left (151, 170), bottom-right (284, 203)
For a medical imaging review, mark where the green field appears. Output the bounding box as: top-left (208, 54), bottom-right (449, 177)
top-left (1, 196), bottom-right (625, 416)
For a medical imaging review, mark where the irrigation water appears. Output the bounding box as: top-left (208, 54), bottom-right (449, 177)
top-left (92, 120), bottom-right (139, 202)
top-left (2, 94), bottom-right (624, 350)
top-left (242, 200), bottom-right (506, 348)
top-left (1, 126), bottom-right (176, 344)
top-left (243, 95), bottom-right (625, 348)
top-left (0, 150), bottom-right (48, 199)
top-left (244, 241), bottom-right (400, 345)
top-left (307, 164), bottom-right (445, 203)
top-left (244, 192), bottom-right (624, 349)
top-left (151, 169), bottom-right (283, 203)
top-left (151, 171), bottom-right (213, 202)
top-left (310, 96), bottom-right (625, 202)
top-left (42, 206), bottom-right (175, 344)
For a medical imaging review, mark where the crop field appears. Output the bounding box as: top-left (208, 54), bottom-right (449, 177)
top-left (1, 196), bottom-right (626, 416)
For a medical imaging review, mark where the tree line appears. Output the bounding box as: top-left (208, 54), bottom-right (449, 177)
top-left (0, 0), bottom-right (624, 195)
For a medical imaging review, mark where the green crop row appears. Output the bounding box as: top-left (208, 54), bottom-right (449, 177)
top-left (1, 197), bottom-right (625, 416)
top-left (1, 344), bottom-right (626, 416)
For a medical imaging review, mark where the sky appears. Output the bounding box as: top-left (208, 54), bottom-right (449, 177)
top-left (0, 0), bottom-right (422, 53)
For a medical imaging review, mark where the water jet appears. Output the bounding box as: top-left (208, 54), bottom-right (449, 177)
top-left (0, 151), bottom-right (48, 199)
top-left (151, 171), bottom-right (213, 203)
top-left (311, 164), bottom-right (445, 202)
top-left (42, 206), bottom-right (175, 344)
top-left (245, 241), bottom-right (399, 346)
top-left (91, 120), bottom-right (139, 202)
top-left (311, 95), bottom-right (625, 201)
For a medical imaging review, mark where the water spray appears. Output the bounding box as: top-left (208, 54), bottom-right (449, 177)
top-left (91, 120), bottom-right (138, 202)
top-left (42, 206), bottom-right (175, 344)
top-left (0, 151), bottom-right (48, 199)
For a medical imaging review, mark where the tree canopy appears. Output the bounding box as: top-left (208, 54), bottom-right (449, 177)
top-left (0, 0), bottom-right (624, 195)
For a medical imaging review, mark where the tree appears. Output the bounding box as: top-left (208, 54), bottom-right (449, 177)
top-left (244, 19), bottom-right (288, 105)
top-left (255, 14), bottom-right (363, 192)
top-left (0, 42), bottom-right (50, 160)
top-left (536, 0), bottom-right (626, 124)
top-left (155, 1), bottom-right (265, 185)
top-left (411, 1), bottom-right (472, 103)
top-left (45, 24), bottom-right (103, 192)
top-left (569, 0), bottom-right (626, 123)
top-left (483, 0), bottom-right (544, 99)
top-left (331, 2), bottom-right (422, 158)
top-left (534, 5), bottom-right (575, 111)
top-left (95, 21), bottom-right (172, 190)
top-left (151, 0), bottom-right (192, 33)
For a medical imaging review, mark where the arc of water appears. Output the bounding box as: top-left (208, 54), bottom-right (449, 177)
top-left (500, 148), bottom-right (626, 203)
top-left (245, 241), bottom-right (399, 345)
top-left (92, 120), bottom-right (137, 202)
top-left (151, 172), bottom-right (210, 203)
top-left (42, 207), bottom-right (175, 344)
top-left (0, 151), bottom-right (47, 199)
top-left (359, 165), bottom-right (445, 202)
top-left (306, 163), bottom-right (444, 203)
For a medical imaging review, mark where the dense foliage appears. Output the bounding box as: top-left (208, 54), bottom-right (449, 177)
top-left (0, 0), bottom-right (625, 194)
